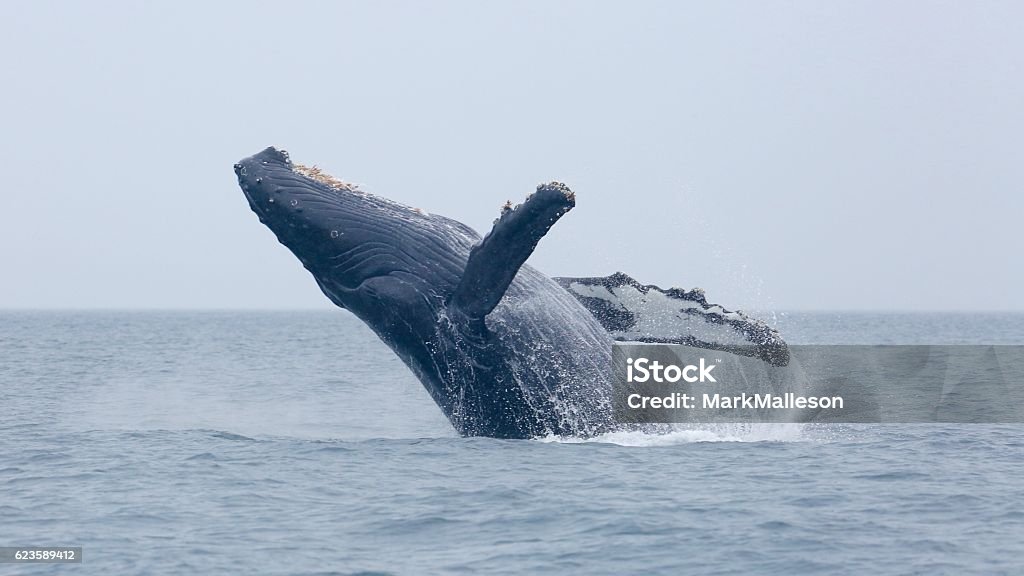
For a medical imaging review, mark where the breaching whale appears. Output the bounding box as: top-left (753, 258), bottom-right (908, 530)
top-left (234, 147), bottom-right (787, 439)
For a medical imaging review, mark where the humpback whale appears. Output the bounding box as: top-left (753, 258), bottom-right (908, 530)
top-left (234, 147), bottom-right (787, 439)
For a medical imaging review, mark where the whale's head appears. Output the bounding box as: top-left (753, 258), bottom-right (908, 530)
top-left (234, 147), bottom-right (477, 324)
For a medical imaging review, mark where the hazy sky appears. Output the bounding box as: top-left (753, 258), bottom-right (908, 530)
top-left (2, 1), bottom-right (1021, 311)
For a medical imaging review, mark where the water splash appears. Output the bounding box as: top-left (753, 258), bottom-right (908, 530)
top-left (537, 423), bottom-right (807, 446)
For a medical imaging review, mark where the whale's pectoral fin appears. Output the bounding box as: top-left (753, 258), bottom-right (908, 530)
top-left (554, 272), bottom-right (790, 366)
top-left (450, 183), bottom-right (576, 319)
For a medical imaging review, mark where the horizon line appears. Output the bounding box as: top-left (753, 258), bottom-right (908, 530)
top-left (1, 307), bottom-right (1022, 314)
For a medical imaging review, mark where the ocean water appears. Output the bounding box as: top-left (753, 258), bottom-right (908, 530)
top-left (2, 311), bottom-right (1023, 575)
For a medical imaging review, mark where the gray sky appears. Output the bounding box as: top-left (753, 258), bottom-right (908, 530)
top-left (2, 1), bottom-right (1021, 311)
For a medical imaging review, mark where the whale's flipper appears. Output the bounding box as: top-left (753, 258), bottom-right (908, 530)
top-left (450, 183), bottom-right (576, 319)
top-left (554, 273), bottom-right (790, 366)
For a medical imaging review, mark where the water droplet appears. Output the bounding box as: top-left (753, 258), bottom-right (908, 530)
top-left (268, 198), bottom-right (275, 203)
top-left (330, 230), bottom-right (339, 238)
top-left (290, 199), bottom-right (298, 207)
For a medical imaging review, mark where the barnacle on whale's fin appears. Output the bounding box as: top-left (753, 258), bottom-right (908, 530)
top-left (450, 182), bottom-right (576, 320)
top-left (554, 272), bottom-right (789, 366)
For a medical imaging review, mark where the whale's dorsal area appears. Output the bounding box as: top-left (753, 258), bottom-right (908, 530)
top-left (554, 273), bottom-right (789, 366)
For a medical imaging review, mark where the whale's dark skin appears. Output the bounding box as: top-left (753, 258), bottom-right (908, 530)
top-left (234, 147), bottom-right (788, 438)
top-left (235, 147), bottom-right (615, 438)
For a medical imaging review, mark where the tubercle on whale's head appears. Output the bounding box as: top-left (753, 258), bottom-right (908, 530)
top-left (235, 147), bottom-right (320, 242)
top-left (234, 147), bottom-right (359, 227)
top-left (233, 147), bottom-right (465, 315)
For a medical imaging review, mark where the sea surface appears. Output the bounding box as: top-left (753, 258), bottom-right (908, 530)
top-left (2, 311), bottom-right (1023, 575)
